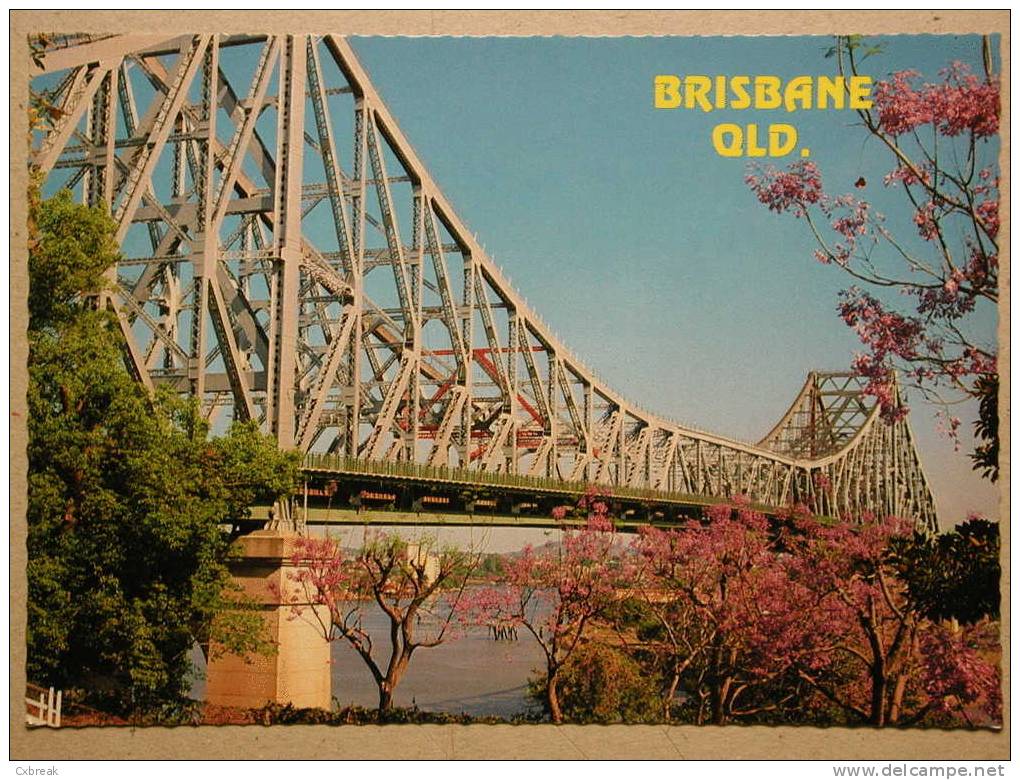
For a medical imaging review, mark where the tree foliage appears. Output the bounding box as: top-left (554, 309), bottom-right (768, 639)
top-left (26, 189), bottom-right (301, 711)
top-left (630, 499), bottom-right (820, 725)
top-left (469, 490), bottom-right (626, 723)
top-left (475, 496), bottom-right (1001, 727)
top-left (746, 36), bottom-right (1000, 476)
top-left (626, 504), bottom-right (1002, 727)
top-left (971, 375), bottom-right (999, 481)
top-left (890, 518), bottom-right (1001, 625)
top-left (532, 641), bottom-right (660, 724)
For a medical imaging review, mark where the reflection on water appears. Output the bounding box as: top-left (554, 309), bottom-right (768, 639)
top-left (330, 601), bottom-right (546, 719)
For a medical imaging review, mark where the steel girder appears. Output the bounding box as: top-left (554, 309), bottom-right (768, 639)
top-left (29, 34), bottom-right (938, 531)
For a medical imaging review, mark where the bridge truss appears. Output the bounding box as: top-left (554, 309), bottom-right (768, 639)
top-left (28, 33), bottom-right (938, 531)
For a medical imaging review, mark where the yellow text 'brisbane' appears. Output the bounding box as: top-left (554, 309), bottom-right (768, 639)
top-left (653, 75), bottom-right (874, 112)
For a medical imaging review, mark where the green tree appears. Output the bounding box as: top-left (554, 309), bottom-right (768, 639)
top-left (26, 189), bottom-right (301, 712)
top-left (890, 518), bottom-right (1001, 626)
top-left (530, 642), bottom-right (660, 724)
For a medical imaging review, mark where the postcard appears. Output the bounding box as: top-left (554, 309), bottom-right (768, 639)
top-left (10, 10), bottom-right (1009, 761)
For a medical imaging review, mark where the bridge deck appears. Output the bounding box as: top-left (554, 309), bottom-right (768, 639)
top-left (304, 452), bottom-right (737, 509)
top-left (290, 452), bottom-right (779, 530)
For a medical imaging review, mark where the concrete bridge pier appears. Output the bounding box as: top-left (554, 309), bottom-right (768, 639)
top-left (205, 531), bottom-right (332, 710)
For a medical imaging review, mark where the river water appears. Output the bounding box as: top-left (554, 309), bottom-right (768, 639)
top-left (192, 525), bottom-right (558, 718)
top-left (329, 601), bottom-right (546, 718)
top-left (192, 601), bottom-right (546, 719)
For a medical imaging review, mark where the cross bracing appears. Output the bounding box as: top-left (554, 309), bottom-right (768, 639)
top-left (28, 33), bottom-right (938, 532)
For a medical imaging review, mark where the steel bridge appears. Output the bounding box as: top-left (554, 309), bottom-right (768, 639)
top-left (28, 33), bottom-right (938, 532)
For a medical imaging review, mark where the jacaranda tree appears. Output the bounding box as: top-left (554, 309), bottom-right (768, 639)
top-left (469, 490), bottom-right (624, 723)
top-left (746, 35), bottom-right (1000, 479)
top-left (630, 499), bottom-right (819, 725)
top-left (285, 532), bottom-right (480, 713)
top-left (782, 511), bottom-right (1001, 727)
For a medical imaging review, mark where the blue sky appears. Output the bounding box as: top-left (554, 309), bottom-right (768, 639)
top-left (347, 34), bottom-right (1002, 525)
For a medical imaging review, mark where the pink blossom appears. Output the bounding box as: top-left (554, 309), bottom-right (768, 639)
top-left (839, 288), bottom-right (926, 382)
top-left (883, 165), bottom-right (932, 188)
top-left (975, 198), bottom-right (999, 237)
top-left (874, 64), bottom-right (999, 138)
top-left (873, 69), bottom-right (933, 136)
top-left (746, 51), bottom-right (1000, 429)
top-left (935, 409), bottom-right (963, 448)
top-left (921, 623), bottom-right (1002, 721)
top-left (913, 201), bottom-right (939, 240)
top-left (931, 62), bottom-right (1000, 138)
top-left (745, 161), bottom-right (823, 217)
top-left (630, 501), bottom-right (1001, 726)
top-left (831, 196), bottom-right (870, 239)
